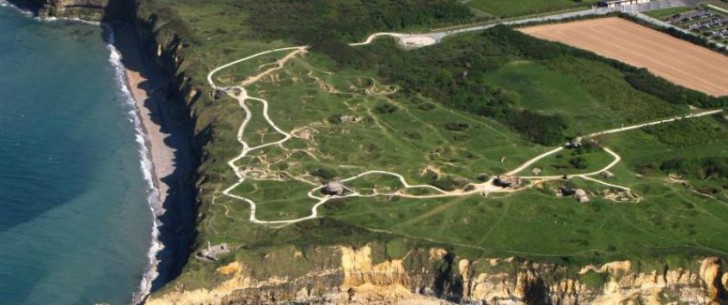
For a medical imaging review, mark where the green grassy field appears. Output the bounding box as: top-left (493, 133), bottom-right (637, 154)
top-left (643, 6), bottom-right (694, 19)
top-left (324, 178), bottom-right (728, 261)
top-left (139, 0), bottom-right (728, 292)
top-left (197, 31), bottom-right (728, 268)
top-left (527, 147), bottom-right (616, 176)
top-left (467, 0), bottom-right (599, 18)
top-left (481, 61), bottom-right (621, 133)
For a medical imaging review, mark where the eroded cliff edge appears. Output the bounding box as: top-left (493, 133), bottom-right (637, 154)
top-left (9, 0), bottom-right (126, 21)
top-left (147, 245), bottom-right (728, 305)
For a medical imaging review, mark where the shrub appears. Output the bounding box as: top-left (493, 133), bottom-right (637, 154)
top-left (328, 114), bottom-right (342, 124)
top-left (580, 271), bottom-right (609, 290)
top-left (445, 122), bottom-right (471, 132)
top-left (375, 103), bottom-right (398, 114)
top-left (569, 157), bottom-right (588, 169)
top-left (310, 167), bottom-right (337, 181)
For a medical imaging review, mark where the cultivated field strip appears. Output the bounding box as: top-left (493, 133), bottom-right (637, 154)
top-left (520, 17), bottom-right (728, 96)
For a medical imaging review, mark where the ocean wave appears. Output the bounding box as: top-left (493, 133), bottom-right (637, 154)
top-left (35, 15), bottom-right (101, 26)
top-left (39, 15), bottom-right (165, 304)
top-left (104, 26), bottom-right (165, 305)
top-left (0, 0), bottom-right (33, 17)
top-left (2, 4), bottom-right (166, 303)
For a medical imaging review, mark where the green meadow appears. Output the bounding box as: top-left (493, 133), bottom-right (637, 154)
top-left (139, 0), bottom-right (728, 291)
top-left (467, 0), bottom-right (599, 18)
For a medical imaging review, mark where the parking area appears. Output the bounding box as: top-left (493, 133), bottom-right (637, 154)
top-left (651, 4), bottom-right (728, 43)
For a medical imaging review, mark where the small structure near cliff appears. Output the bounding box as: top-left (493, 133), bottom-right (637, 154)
top-left (558, 186), bottom-right (576, 197)
top-left (566, 136), bottom-right (583, 148)
top-left (575, 189), bottom-right (590, 203)
top-left (211, 88), bottom-right (224, 100)
top-left (196, 242), bottom-right (231, 262)
top-left (600, 171), bottom-right (615, 179)
top-left (558, 187), bottom-right (590, 202)
top-left (339, 115), bottom-right (363, 123)
top-left (531, 168), bottom-right (542, 176)
top-left (322, 181), bottom-right (353, 196)
top-left (494, 175), bottom-right (521, 188)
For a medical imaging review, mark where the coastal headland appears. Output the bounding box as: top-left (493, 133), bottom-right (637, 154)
top-left (10, 0), bottom-right (728, 304)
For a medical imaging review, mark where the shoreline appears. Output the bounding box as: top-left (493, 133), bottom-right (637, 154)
top-left (110, 23), bottom-right (197, 303)
top-left (107, 26), bottom-right (165, 304)
top-left (0, 2), bottom-right (191, 303)
top-left (116, 27), bottom-right (174, 205)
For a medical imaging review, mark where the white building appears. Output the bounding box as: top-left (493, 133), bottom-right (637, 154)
top-left (597, 0), bottom-right (650, 8)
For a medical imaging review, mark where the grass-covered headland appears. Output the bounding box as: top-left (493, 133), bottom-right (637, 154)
top-left (134, 0), bottom-right (728, 292)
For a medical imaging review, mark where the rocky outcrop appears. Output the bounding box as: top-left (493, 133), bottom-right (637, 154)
top-left (37, 0), bottom-right (108, 20)
top-left (9, 0), bottom-right (132, 21)
top-left (146, 244), bottom-right (728, 305)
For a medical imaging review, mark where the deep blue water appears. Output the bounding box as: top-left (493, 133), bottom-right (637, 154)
top-left (0, 6), bottom-right (153, 304)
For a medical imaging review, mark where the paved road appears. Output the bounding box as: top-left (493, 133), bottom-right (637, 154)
top-left (585, 109), bottom-right (724, 138)
top-left (355, 0), bottom-right (728, 50)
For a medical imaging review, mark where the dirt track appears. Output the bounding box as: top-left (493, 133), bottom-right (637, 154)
top-left (520, 17), bottom-right (728, 96)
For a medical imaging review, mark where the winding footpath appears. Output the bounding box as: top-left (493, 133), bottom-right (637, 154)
top-left (208, 48), bottom-right (487, 225)
top-left (208, 23), bottom-right (725, 225)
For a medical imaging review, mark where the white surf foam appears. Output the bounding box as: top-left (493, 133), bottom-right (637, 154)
top-left (104, 26), bottom-right (165, 305)
top-left (1, 5), bottom-right (166, 303)
top-left (0, 0), bottom-right (33, 17)
top-left (36, 15), bottom-right (101, 26)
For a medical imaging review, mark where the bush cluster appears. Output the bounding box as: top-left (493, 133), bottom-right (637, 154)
top-left (240, 0), bottom-right (472, 45)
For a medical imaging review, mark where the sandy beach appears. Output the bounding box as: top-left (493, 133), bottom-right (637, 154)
top-left (116, 27), bottom-right (175, 202)
top-left (111, 22), bottom-right (197, 299)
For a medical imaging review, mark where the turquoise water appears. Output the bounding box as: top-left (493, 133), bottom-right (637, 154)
top-left (0, 6), bottom-right (153, 305)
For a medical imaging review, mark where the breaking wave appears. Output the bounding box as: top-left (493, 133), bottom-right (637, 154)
top-left (105, 27), bottom-right (165, 305)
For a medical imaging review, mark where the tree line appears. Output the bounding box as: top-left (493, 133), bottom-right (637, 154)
top-left (239, 0), bottom-right (473, 45)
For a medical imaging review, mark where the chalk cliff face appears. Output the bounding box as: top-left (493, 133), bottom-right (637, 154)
top-left (22, 0), bottom-right (130, 21)
top-left (146, 245), bottom-right (728, 305)
top-left (33, 0), bottom-right (108, 20)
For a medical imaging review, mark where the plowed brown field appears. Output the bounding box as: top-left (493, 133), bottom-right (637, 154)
top-left (520, 17), bottom-right (728, 96)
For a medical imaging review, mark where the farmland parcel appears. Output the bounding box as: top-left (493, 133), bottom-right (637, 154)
top-left (520, 17), bottom-right (728, 96)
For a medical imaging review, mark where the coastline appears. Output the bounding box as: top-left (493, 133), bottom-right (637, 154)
top-left (0, 2), bottom-right (189, 303)
top-left (115, 25), bottom-right (174, 207)
top-left (107, 25), bottom-right (165, 304)
top-left (109, 23), bottom-right (197, 303)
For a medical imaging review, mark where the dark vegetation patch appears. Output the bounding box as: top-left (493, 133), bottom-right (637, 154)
top-left (624, 69), bottom-right (726, 108)
top-left (444, 122), bottom-right (470, 132)
top-left (375, 102), bottom-right (398, 114)
top-left (659, 157), bottom-right (728, 180)
top-left (315, 25), bottom-right (728, 146)
top-left (240, 0), bottom-right (473, 45)
top-left (643, 118), bottom-right (728, 147)
top-left (428, 175), bottom-right (469, 191)
top-left (580, 271), bottom-right (609, 289)
top-left (310, 167), bottom-right (338, 181)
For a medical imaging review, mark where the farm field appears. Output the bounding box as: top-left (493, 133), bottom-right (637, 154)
top-left (520, 17), bottom-right (728, 96)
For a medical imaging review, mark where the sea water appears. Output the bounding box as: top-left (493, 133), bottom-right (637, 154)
top-left (0, 6), bottom-right (154, 305)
